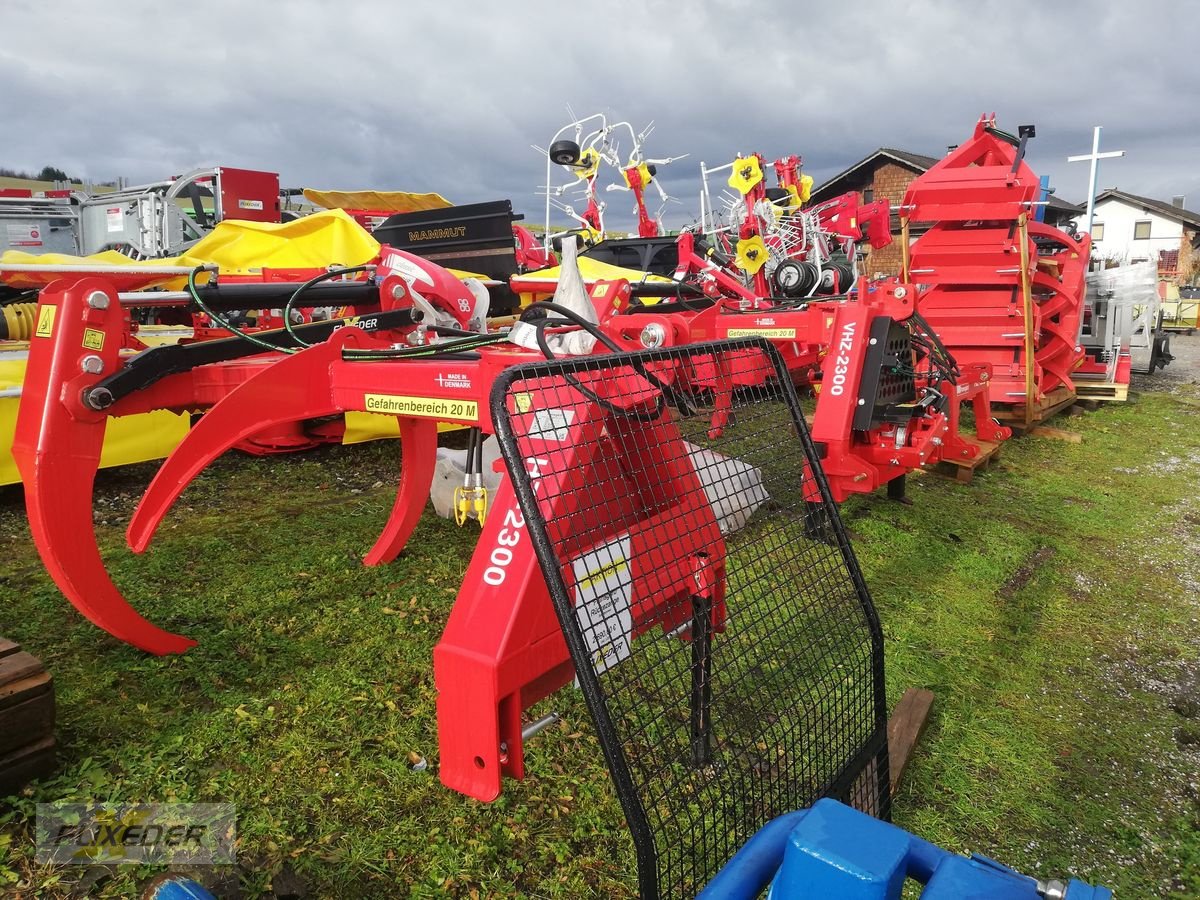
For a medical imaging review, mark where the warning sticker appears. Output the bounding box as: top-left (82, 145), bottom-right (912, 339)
top-left (105, 207), bottom-right (123, 233)
top-left (5, 222), bottom-right (43, 247)
top-left (35, 305), bottom-right (56, 338)
top-left (571, 533), bottom-right (633, 675)
top-left (530, 408), bottom-right (575, 442)
top-left (82, 328), bottom-right (105, 351)
top-left (513, 392), bottom-right (533, 413)
top-left (727, 327), bottom-right (797, 339)
top-left (363, 393), bottom-right (478, 420)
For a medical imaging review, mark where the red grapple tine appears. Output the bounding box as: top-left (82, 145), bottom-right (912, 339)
top-left (127, 336), bottom-right (346, 554)
top-left (363, 417), bottom-right (438, 566)
top-left (11, 277), bottom-right (195, 654)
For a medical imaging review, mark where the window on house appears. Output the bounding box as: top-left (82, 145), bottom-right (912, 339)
top-left (862, 188), bottom-right (874, 203)
top-left (1091, 222), bottom-right (1105, 241)
top-left (1134, 220), bottom-right (1151, 240)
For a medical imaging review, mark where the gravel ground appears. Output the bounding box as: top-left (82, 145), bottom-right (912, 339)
top-left (1135, 331), bottom-right (1200, 393)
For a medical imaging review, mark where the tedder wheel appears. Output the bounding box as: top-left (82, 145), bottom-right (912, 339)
top-left (773, 260), bottom-right (819, 298)
top-left (549, 139), bottom-right (582, 166)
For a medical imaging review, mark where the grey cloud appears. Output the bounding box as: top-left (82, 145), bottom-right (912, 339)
top-left (3, 0), bottom-right (1196, 229)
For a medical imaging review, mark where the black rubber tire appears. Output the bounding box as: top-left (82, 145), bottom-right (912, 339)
top-left (549, 140), bottom-right (582, 167)
top-left (773, 260), bottom-right (818, 298)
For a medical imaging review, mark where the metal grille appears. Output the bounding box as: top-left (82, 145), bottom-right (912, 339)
top-left (491, 339), bottom-right (889, 899)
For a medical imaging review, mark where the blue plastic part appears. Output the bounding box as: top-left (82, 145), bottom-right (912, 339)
top-left (142, 876), bottom-right (217, 900)
top-left (1036, 174), bottom-right (1052, 223)
top-left (700, 798), bottom-right (1112, 900)
top-left (695, 810), bottom-right (810, 900)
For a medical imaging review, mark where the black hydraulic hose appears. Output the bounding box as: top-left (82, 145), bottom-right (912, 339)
top-left (283, 265), bottom-right (375, 348)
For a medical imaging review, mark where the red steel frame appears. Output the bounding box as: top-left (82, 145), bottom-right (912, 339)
top-left (901, 116), bottom-right (1092, 412)
top-left (8, 216), bottom-right (1012, 798)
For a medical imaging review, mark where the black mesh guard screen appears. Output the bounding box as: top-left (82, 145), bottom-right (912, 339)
top-left (490, 338), bottom-right (889, 899)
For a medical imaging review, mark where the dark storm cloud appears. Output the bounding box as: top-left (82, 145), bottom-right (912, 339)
top-left (3, 0), bottom-right (1197, 228)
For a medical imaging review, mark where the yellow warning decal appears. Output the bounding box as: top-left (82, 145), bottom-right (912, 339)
top-left (364, 393), bottom-right (478, 420)
top-left (727, 327), bottom-right (797, 339)
top-left (35, 305), bottom-right (56, 338)
top-left (82, 328), bottom-right (105, 350)
top-left (513, 392), bottom-right (533, 413)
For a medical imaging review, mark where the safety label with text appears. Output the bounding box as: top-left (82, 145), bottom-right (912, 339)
top-left (726, 327), bottom-right (796, 339)
top-left (530, 408), bottom-right (575, 442)
top-left (571, 533), bottom-right (633, 675)
top-left (363, 394), bottom-right (478, 420)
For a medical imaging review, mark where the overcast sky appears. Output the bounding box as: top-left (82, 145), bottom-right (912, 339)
top-left (4, 0), bottom-right (1198, 228)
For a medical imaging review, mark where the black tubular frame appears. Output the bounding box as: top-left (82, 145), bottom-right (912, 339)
top-left (490, 338), bottom-right (890, 899)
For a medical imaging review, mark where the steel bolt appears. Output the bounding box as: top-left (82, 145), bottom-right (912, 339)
top-left (640, 323), bottom-right (666, 349)
top-left (86, 291), bottom-right (110, 310)
top-left (857, 398), bottom-right (866, 405)
top-left (894, 286), bottom-right (907, 299)
top-left (81, 355), bottom-right (104, 374)
top-left (85, 386), bottom-right (114, 410)
top-left (869, 337), bottom-right (878, 345)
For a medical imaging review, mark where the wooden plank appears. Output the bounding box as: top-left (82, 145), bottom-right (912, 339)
top-left (1029, 425), bottom-right (1083, 444)
top-left (887, 687), bottom-right (935, 795)
top-left (0, 735), bottom-right (56, 796)
top-left (929, 439), bottom-right (1003, 482)
top-left (0, 638), bottom-right (19, 659)
top-left (0, 691), bottom-right (55, 756)
top-left (0, 670), bottom-right (52, 712)
top-left (1075, 382), bottom-right (1129, 402)
top-left (0, 652), bottom-right (45, 691)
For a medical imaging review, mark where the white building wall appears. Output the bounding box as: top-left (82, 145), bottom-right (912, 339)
top-left (1076, 198), bottom-right (1182, 265)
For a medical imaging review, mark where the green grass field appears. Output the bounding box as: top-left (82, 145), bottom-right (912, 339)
top-left (1, 361), bottom-right (1198, 898)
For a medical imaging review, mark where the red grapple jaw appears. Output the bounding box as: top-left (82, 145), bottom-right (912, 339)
top-left (127, 327), bottom-right (436, 568)
top-left (127, 334), bottom-right (350, 554)
top-left (12, 277), bottom-right (196, 655)
top-left (362, 416), bottom-right (437, 566)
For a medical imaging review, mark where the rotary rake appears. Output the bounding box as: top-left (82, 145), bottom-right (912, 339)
top-left (539, 113), bottom-right (688, 246)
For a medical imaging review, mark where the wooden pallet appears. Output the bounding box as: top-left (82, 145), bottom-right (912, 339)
top-left (0, 637), bottom-right (56, 795)
top-left (930, 438), bottom-right (1004, 484)
top-left (851, 687), bottom-right (935, 810)
top-left (1074, 381), bottom-right (1129, 402)
top-left (994, 385), bottom-right (1077, 433)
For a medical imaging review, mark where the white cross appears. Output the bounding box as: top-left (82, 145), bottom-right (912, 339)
top-left (1068, 126), bottom-right (1126, 238)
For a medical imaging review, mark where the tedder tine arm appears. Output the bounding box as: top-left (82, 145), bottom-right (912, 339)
top-left (126, 332), bottom-right (353, 554)
top-left (12, 277), bottom-right (196, 655)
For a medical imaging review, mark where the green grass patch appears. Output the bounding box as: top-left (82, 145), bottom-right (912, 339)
top-left (1, 381), bottom-right (1198, 897)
